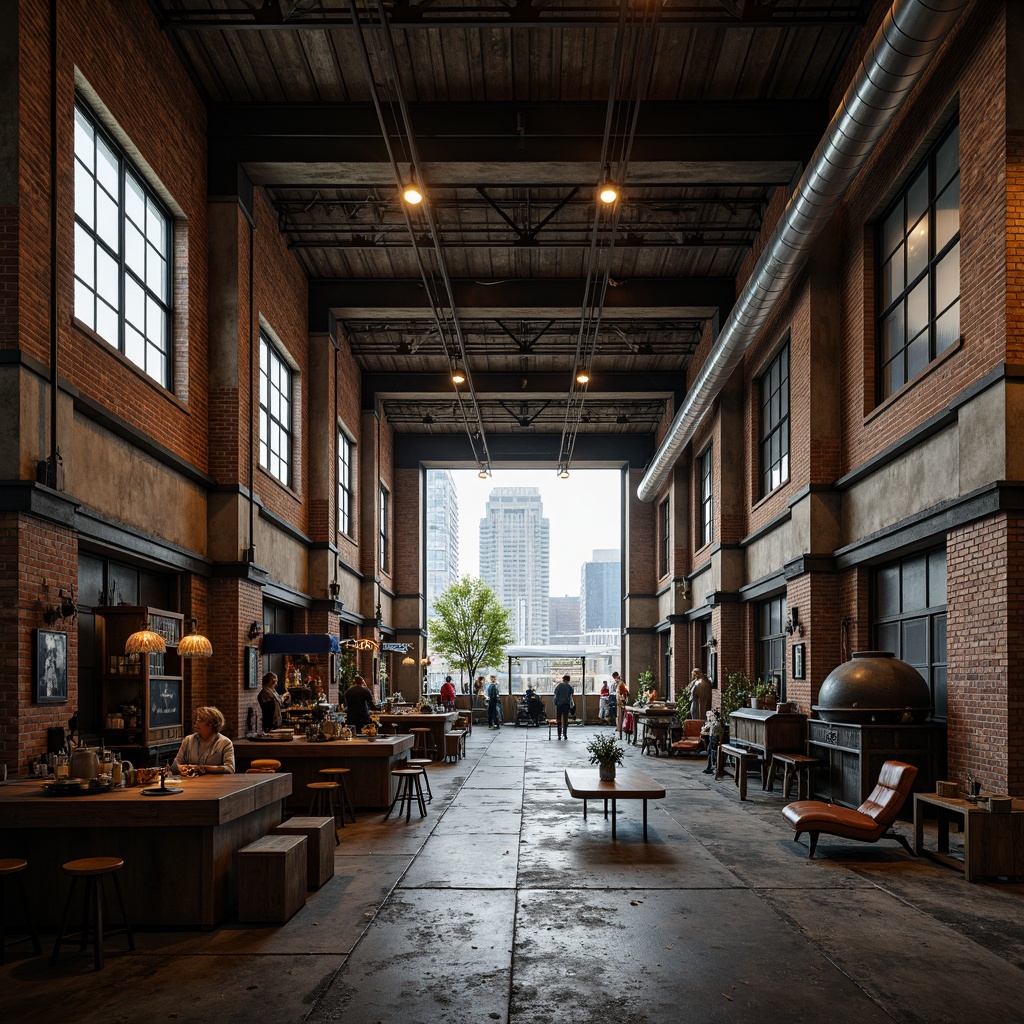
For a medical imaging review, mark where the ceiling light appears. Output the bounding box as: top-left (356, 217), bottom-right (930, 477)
top-left (452, 365), bottom-right (466, 385)
top-left (125, 615), bottom-right (167, 655)
top-left (478, 465), bottom-right (489, 479)
top-left (402, 179), bottom-right (423, 205)
top-left (576, 369), bottom-right (590, 385)
top-left (559, 467), bottom-right (570, 479)
top-left (616, 414), bottom-right (630, 424)
top-left (178, 618), bottom-right (213, 658)
top-left (422, 413), bottom-right (435, 425)
top-left (599, 183), bottom-right (618, 204)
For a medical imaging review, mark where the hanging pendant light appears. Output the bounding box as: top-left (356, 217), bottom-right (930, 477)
top-left (125, 614), bottom-right (167, 655)
top-left (178, 618), bottom-right (214, 658)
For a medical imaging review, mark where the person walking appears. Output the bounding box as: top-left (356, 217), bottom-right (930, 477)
top-left (486, 674), bottom-right (501, 729)
top-left (613, 671), bottom-right (629, 738)
top-left (553, 673), bottom-right (574, 740)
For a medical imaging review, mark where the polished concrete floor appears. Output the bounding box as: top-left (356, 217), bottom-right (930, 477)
top-left (3, 724), bottom-right (1024, 1024)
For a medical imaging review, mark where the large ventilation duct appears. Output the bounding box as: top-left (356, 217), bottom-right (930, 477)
top-left (637, 0), bottom-right (970, 503)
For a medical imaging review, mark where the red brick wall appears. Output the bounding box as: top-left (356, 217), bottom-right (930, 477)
top-left (0, 207), bottom-right (17, 348)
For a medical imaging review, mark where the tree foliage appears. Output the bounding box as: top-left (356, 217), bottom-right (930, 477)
top-left (428, 576), bottom-right (514, 683)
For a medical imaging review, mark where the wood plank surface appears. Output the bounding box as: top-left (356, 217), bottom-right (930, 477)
top-left (564, 768), bottom-right (666, 801)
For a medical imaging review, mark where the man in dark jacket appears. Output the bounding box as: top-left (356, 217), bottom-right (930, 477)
top-left (344, 674), bottom-right (376, 733)
top-left (553, 674), bottom-right (574, 740)
top-left (486, 675), bottom-right (501, 729)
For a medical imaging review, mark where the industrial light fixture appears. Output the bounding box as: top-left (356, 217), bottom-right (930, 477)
top-left (451, 364), bottom-right (466, 385)
top-left (44, 587), bottom-right (78, 627)
top-left (248, 621), bottom-right (263, 640)
top-left (125, 614), bottom-right (167, 655)
top-left (785, 607), bottom-right (805, 637)
top-left (598, 166), bottom-right (618, 205)
top-left (575, 368), bottom-right (590, 385)
top-left (178, 618), bottom-right (213, 658)
top-left (559, 466), bottom-right (570, 479)
top-left (477, 463), bottom-right (490, 479)
top-left (401, 167), bottom-right (423, 205)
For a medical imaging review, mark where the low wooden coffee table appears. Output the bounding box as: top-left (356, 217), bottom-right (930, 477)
top-left (564, 768), bottom-right (666, 840)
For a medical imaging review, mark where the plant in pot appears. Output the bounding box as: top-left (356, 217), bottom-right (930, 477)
top-left (750, 677), bottom-right (779, 711)
top-left (636, 668), bottom-right (656, 706)
top-left (586, 733), bottom-right (625, 781)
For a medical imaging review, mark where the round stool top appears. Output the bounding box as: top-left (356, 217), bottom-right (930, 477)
top-left (407, 758), bottom-right (431, 767)
top-left (62, 857), bottom-right (124, 876)
top-left (391, 768), bottom-right (422, 776)
top-left (245, 768), bottom-right (276, 773)
top-left (250, 759), bottom-right (281, 770)
top-left (319, 767), bottom-right (351, 776)
top-left (0, 857), bottom-right (29, 875)
top-left (306, 781), bottom-right (339, 790)
top-left (409, 727), bottom-right (431, 733)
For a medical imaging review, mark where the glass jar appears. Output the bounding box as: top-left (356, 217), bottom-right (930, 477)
top-left (54, 754), bottom-right (70, 779)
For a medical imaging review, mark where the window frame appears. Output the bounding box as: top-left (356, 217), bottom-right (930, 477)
top-left (379, 483), bottom-right (389, 573)
top-left (338, 428), bottom-right (353, 537)
top-left (259, 331), bottom-right (293, 488)
top-left (756, 595), bottom-right (787, 701)
top-left (658, 497), bottom-right (670, 578)
top-left (758, 342), bottom-right (790, 498)
top-left (73, 98), bottom-right (173, 388)
top-left (875, 119), bottom-right (960, 401)
top-left (698, 444), bottom-right (713, 549)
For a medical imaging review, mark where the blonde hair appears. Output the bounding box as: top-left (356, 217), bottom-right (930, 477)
top-left (194, 706), bottom-right (225, 732)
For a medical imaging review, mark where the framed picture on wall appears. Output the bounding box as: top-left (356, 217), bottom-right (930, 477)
top-left (244, 645), bottom-right (260, 690)
top-left (792, 643), bottom-right (805, 681)
top-left (35, 629), bottom-right (68, 703)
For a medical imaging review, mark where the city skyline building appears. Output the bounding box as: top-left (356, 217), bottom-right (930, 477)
top-left (549, 595), bottom-right (581, 645)
top-left (480, 487), bottom-right (550, 646)
top-left (580, 548), bottom-right (621, 637)
top-left (426, 470), bottom-right (460, 625)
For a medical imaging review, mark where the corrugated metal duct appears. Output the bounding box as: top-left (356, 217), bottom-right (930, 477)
top-left (637, 0), bottom-right (971, 503)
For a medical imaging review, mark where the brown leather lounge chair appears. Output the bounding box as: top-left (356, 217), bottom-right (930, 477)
top-left (670, 719), bottom-right (704, 757)
top-left (781, 760), bottom-right (918, 858)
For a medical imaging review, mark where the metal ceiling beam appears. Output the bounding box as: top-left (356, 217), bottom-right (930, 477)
top-left (362, 371), bottom-right (679, 398)
top-left (311, 278), bottom-right (734, 326)
top-left (207, 100), bottom-right (824, 192)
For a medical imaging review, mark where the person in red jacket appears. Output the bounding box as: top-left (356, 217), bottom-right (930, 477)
top-left (440, 675), bottom-right (456, 708)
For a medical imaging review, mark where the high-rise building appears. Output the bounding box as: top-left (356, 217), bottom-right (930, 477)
top-left (426, 470), bottom-right (459, 623)
top-left (549, 595), bottom-right (581, 645)
top-left (480, 487), bottom-right (550, 645)
top-left (580, 548), bottom-right (621, 637)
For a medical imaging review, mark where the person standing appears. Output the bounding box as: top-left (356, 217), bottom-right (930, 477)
top-left (614, 671), bottom-right (629, 738)
top-left (553, 673), bottom-right (574, 740)
top-left (486, 674), bottom-right (501, 729)
top-left (257, 672), bottom-right (289, 732)
top-left (702, 709), bottom-right (724, 774)
top-left (344, 674), bottom-right (376, 733)
top-left (687, 667), bottom-right (712, 721)
top-left (598, 680), bottom-right (611, 724)
top-left (440, 675), bottom-right (457, 709)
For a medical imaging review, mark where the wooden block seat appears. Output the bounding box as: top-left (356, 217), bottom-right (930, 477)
top-left (238, 835), bottom-right (307, 922)
top-left (0, 857), bottom-right (41, 964)
top-left (716, 743), bottom-right (762, 800)
top-left (50, 857), bottom-right (135, 972)
top-left (767, 753), bottom-right (822, 800)
top-left (273, 817), bottom-right (336, 889)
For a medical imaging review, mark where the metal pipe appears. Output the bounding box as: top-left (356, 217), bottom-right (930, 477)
top-left (637, 0), bottom-right (970, 503)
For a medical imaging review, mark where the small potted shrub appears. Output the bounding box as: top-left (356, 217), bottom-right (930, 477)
top-left (750, 677), bottom-right (779, 711)
top-left (586, 733), bottom-right (625, 781)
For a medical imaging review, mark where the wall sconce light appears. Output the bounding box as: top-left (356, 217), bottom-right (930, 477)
top-left (328, 581), bottom-right (341, 600)
top-left (178, 618), bottom-right (213, 658)
top-left (248, 621), bottom-right (263, 640)
top-left (706, 636), bottom-right (718, 649)
top-left (402, 655), bottom-right (416, 666)
top-left (675, 580), bottom-right (690, 599)
top-left (785, 607), bottom-right (804, 637)
top-left (44, 587), bottom-right (78, 627)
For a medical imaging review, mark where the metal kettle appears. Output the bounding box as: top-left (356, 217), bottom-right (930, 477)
top-left (70, 746), bottom-right (99, 780)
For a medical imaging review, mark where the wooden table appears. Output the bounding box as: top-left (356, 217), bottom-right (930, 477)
top-left (0, 773), bottom-right (290, 928)
top-left (564, 768), bottom-right (666, 840)
top-left (236, 735), bottom-right (414, 809)
top-left (913, 792), bottom-right (1024, 882)
top-left (624, 706), bottom-right (677, 747)
top-left (376, 712), bottom-right (459, 761)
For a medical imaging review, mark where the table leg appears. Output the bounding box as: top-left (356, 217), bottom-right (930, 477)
top-left (738, 759), bottom-right (747, 801)
top-left (643, 799), bottom-right (648, 841)
top-left (603, 798), bottom-right (608, 820)
top-left (914, 796), bottom-right (924, 855)
top-left (937, 813), bottom-right (950, 854)
top-left (583, 798), bottom-right (588, 821)
top-left (611, 799), bottom-right (617, 839)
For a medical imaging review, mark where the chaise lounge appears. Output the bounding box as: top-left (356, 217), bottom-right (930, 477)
top-left (781, 760), bottom-right (918, 858)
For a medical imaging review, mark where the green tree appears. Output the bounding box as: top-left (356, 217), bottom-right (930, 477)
top-left (428, 576), bottom-right (514, 684)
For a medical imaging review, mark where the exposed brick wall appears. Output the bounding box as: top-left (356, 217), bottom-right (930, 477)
top-left (0, 207), bottom-right (17, 348)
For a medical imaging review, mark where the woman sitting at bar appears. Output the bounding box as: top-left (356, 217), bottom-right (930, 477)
top-left (171, 706), bottom-right (236, 775)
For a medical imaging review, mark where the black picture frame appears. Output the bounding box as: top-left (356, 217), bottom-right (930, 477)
top-left (35, 629), bottom-right (68, 703)
top-left (244, 645), bottom-right (260, 689)
top-left (792, 643), bottom-right (805, 681)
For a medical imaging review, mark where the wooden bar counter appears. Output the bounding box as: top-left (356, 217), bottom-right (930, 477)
top-left (375, 712), bottom-right (459, 761)
top-left (0, 772), bottom-right (290, 929)
top-left (235, 734), bottom-right (414, 809)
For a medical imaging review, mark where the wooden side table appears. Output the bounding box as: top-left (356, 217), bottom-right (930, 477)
top-left (913, 793), bottom-right (1024, 882)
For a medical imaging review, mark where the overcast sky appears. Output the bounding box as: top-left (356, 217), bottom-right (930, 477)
top-left (452, 468), bottom-right (622, 596)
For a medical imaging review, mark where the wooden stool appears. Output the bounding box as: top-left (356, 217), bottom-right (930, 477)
top-left (768, 753), bottom-right (822, 800)
top-left (307, 781), bottom-right (342, 844)
top-left (274, 817), bottom-right (336, 889)
top-left (318, 767), bottom-right (357, 824)
top-left (0, 858), bottom-right (41, 965)
top-left (410, 727), bottom-right (438, 760)
top-left (716, 743), bottom-right (761, 800)
top-left (250, 758), bottom-right (281, 771)
top-left (238, 835), bottom-right (307, 922)
top-left (385, 768), bottom-right (427, 822)
top-left (50, 857), bottom-right (135, 971)
top-left (547, 718), bottom-right (558, 739)
top-left (407, 758), bottom-right (433, 801)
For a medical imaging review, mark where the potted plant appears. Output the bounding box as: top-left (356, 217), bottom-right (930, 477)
top-left (636, 668), bottom-right (656, 705)
top-left (750, 677), bottom-right (779, 711)
top-left (586, 733), bottom-right (625, 781)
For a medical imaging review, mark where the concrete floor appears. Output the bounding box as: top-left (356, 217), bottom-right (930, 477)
top-left (4, 725), bottom-right (1024, 1024)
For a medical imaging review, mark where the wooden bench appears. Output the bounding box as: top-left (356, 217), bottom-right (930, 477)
top-left (564, 768), bottom-right (667, 841)
top-left (767, 753), bottom-right (821, 801)
top-left (273, 816), bottom-right (335, 890)
top-left (238, 834), bottom-right (307, 922)
top-left (716, 743), bottom-right (762, 801)
top-left (445, 729), bottom-right (467, 762)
